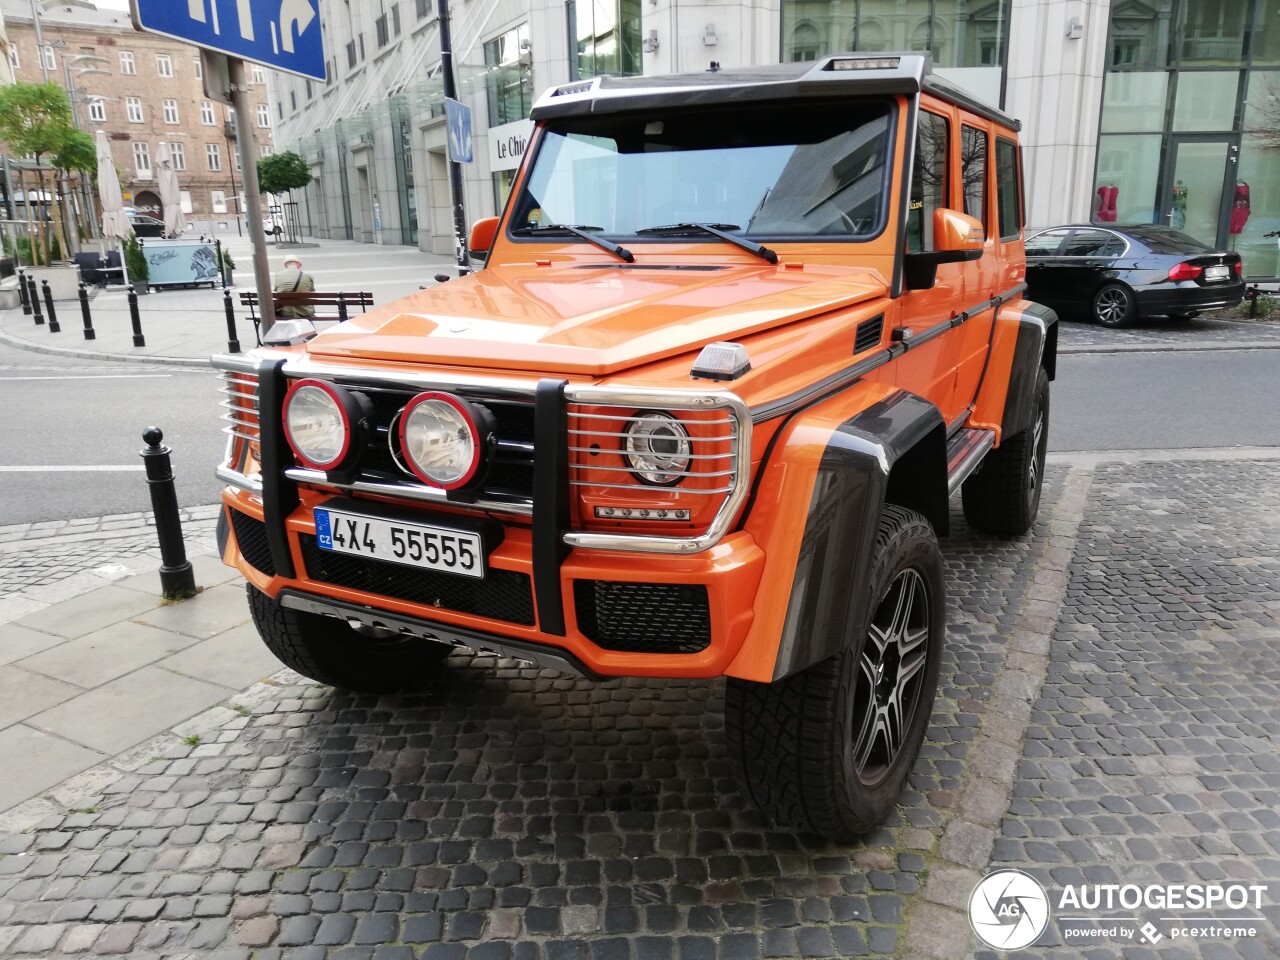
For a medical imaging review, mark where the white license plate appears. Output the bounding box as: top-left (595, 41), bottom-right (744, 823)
top-left (1205, 265), bottom-right (1229, 281)
top-left (314, 508), bottom-right (484, 578)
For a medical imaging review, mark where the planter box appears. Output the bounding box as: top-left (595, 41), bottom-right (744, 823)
top-left (26, 264), bottom-right (83, 301)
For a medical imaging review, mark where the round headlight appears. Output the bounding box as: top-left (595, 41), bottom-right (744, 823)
top-left (283, 379), bottom-right (351, 470)
top-left (399, 392), bottom-right (482, 489)
top-left (625, 412), bottom-right (691, 485)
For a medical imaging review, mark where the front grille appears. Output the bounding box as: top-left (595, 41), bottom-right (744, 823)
top-left (298, 534), bottom-right (535, 626)
top-left (230, 509), bottom-right (275, 576)
top-left (855, 314), bottom-right (884, 353)
top-left (574, 580), bottom-right (711, 653)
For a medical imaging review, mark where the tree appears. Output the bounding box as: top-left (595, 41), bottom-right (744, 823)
top-left (54, 130), bottom-right (97, 253)
top-left (257, 151), bottom-right (312, 241)
top-left (1244, 76), bottom-right (1280, 150)
top-left (0, 83), bottom-right (77, 264)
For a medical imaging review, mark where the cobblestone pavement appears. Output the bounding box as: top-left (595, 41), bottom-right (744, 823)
top-left (985, 459), bottom-right (1280, 959)
top-left (1056, 313), bottom-right (1280, 351)
top-left (1, 457), bottom-right (1278, 959)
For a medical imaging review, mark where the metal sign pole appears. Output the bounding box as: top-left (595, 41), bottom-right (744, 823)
top-left (438, 0), bottom-right (470, 276)
top-left (227, 58), bottom-right (274, 329)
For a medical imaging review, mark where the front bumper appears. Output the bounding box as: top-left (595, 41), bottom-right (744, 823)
top-left (221, 489), bottom-right (767, 678)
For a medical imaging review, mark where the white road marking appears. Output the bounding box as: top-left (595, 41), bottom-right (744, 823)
top-left (0, 375), bottom-right (172, 381)
top-left (0, 465), bottom-right (145, 472)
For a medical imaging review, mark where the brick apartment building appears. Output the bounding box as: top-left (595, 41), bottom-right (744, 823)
top-left (1, 0), bottom-right (275, 226)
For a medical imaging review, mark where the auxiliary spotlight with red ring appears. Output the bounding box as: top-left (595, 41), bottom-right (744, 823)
top-left (282, 379), bottom-right (371, 472)
top-left (398, 392), bottom-right (493, 490)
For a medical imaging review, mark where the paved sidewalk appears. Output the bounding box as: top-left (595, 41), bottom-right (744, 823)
top-left (0, 448), bottom-right (1277, 959)
top-left (0, 237), bottom-right (457, 367)
top-left (2, 234), bottom-right (1278, 366)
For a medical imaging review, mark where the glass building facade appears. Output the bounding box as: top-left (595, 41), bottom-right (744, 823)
top-left (1097, 0), bottom-right (1280, 276)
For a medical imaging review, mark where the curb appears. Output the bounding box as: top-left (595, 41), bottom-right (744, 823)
top-left (1059, 339), bottom-right (1280, 355)
top-left (0, 328), bottom-right (213, 368)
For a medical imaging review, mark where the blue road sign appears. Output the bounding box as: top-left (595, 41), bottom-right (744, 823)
top-left (446, 98), bottom-right (474, 164)
top-left (131, 0), bottom-right (326, 81)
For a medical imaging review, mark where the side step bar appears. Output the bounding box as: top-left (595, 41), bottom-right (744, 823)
top-left (946, 427), bottom-right (996, 496)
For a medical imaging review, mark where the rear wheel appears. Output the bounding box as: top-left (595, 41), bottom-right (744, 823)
top-left (247, 585), bottom-right (452, 692)
top-left (962, 367), bottom-right (1050, 537)
top-left (725, 506), bottom-right (945, 841)
top-left (1092, 283), bottom-right (1136, 327)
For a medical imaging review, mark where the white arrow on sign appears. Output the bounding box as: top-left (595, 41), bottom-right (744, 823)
top-left (279, 0), bottom-right (317, 54)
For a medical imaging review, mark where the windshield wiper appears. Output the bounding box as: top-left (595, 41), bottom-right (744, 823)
top-left (635, 222), bottom-right (778, 264)
top-left (512, 223), bottom-right (634, 262)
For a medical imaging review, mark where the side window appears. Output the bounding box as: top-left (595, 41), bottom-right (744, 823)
top-left (908, 111), bottom-right (950, 253)
top-left (995, 137), bottom-right (1022, 241)
top-left (960, 125), bottom-right (987, 229)
top-left (1062, 229), bottom-right (1125, 256)
top-left (1025, 230), bottom-right (1069, 256)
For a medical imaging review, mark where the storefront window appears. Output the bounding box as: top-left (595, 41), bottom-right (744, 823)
top-left (484, 25), bottom-right (532, 126)
top-left (1094, 134), bottom-right (1163, 223)
top-left (1179, 0), bottom-right (1247, 65)
top-left (1108, 0), bottom-right (1174, 69)
top-left (1249, 0), bottom-right (1280, 64)
top-left (578, 0), bottom-right (641, 78)
top-left (1100, 71), bottom-right (1169, 132)
top-left (1171, 70), bottom-right (1240, 130)
top-left (781, 0), bottom-right (1008, 68)
top-left (1237, 73), bottom-right (1280, 275)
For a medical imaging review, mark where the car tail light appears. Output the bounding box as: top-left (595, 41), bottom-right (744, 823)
top-left (1233, 261), bottom-right (1243, 276)
top-left (1168, 262), bottom-right (1203, 281)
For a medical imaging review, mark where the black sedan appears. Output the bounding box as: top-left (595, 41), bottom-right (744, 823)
top-left (128, 214), bottom-right (166, 238)
top-left (1024, 224), bottom-right (1244, 327)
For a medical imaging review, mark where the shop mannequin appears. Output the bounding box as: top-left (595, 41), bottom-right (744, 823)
top-left (1095, 183), bottom-right (1118, 222)
top-left (1229, 180), bottom-right (1250, 234)
top-left (1171, 181), bottom-right (1188, 231)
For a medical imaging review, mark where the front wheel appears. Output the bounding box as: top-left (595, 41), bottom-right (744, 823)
top-left (1092, 283), bottom-right (1136, 327)
top-left (725, 505), bottom-right (945, 841)
top-left (246, 585), bottom-right (452, 692)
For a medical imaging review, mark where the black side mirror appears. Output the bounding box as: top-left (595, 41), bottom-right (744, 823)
top-left (904, 248), bottom-right (983, 291)
top-left (433, 273), bottom-right (452, 284)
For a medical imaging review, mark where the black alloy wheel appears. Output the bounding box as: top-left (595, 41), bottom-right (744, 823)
top-left (1092, 283), bottom-right (1136, 327)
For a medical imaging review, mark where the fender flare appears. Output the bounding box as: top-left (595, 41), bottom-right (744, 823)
top-left (767, 390), bottom-right (946, 681)
top-left (1001, 301), bottom-right (1058, 439)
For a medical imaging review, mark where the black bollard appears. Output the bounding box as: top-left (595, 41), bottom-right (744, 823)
top-left (78, 282), bottom-right (96, 340)
top-left (223, 289), bottom-right (241, 353)
top-left (41, 280), bottom-right (60, 333)
top-left (28, 275), bottom-right (44, 326)
top-left (127, 285), bottom-right (146, 347)
top-left (337, 292), bottom-right (349, 323)
top-left (140, 427), bottom-right (197, 599)
top-left (1249, 285), bottom-right (1261, 319)
top-left (18, 269), bottom-right (30, 315)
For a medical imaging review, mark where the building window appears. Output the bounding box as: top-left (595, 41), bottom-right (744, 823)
top-left (995, 136), bottom-right (1022, 240)
top-left (347, 40), bottom-right (358, 68)
top-left (207, 143), bottom-right (222, 171)
top-left (163, 99), bottom-right (180, 124)
top-left (261, 144), bottom-right (275, 156)
top-left (417, 0), bottom-right (429, 18)
top-left (87, 98), bottom-right (106, 123)
top-left (251, 65), bottom-right (266, 84)
top-left (194, 57), bottom-right (202, 79)
top-left (393, 3), bottom-right (402, 35)
top-left (305, 79), bottom-right (313, 99)
top-left (278, 101), bottom-right (284, 119)
top-left (156, 53), bottom-right (173, 77)
top-left (257, 103), bottom-right (271, 127)
top-left (169, 142), bottom-right (186, 171)
top-left (133, 141), bottom-right (151, 177)
top-left (126, 96), bottom-right (144, 122)
top-left (41, 45), bottom-right (56, 71)
top-left (8, 46), bottom-right (18, 69)
top-left (484, 25), bottom-right (533, 126)
top-left (376, 14), bottom-right (389, 47)
top-left (234, 148), bottom-right (242, 172)
top-left (576, 0), bottom-right (641, 77)
top-left (290, 90), bottom-right (297, 111)
top-left (908, 111), bottom-right (950, 252)
top-left (120, 50), bottom-right (136, 75)
top-left (201, 100), bottom-right (216, 125)
top-left (211, 190), bottom-right (227, 214)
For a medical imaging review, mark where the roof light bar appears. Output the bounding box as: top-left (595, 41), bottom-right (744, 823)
top-left (827, 56), bottom-right (902, 70)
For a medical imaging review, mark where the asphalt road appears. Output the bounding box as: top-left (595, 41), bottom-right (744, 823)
top-left (0, 342), bottom-right (1277, 526)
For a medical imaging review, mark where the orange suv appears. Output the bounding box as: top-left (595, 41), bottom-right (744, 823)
top-left (213, 54), bottom-right (1057, 841)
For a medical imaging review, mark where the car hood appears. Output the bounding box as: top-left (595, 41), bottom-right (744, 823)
top-left (306, 262), bottom-right (888, 376)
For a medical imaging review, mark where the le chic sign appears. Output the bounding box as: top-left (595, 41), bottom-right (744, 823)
top-left (488, 119), bottom-right (534, 173)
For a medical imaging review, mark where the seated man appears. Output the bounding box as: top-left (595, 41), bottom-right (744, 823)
top-left (272, 256), bottom-right (314, 318)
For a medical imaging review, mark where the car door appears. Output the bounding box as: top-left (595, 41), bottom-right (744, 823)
top-left (1023, 229), bottom-right (1070, 310)
top-left (1053, 228), bottom-right (1128, 306)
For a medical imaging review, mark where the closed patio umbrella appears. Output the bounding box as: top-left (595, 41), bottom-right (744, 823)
top-left (156, 142), bottom-right (189, 238)
top-left (96, 131), bottom-right (130, 241)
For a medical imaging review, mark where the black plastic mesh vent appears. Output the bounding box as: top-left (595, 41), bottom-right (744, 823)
top-left (574, 580), bottom-right (711, 653)
top-left (230, 510), bottom-right (276, 577)
top-left (298, 535), bottom-right (535, 626)
top-left (855, 314), bottom-right (884, 354)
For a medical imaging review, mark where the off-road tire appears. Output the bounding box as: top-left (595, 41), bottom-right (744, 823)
top-left (247, 585), bottom-right (452, 692)
top-left (1092, 282), bottom-right (1136, 327)
top-left (961, 367), bottom-right (1049, 537)
top-left (725, 505), bottom-right (945, 841)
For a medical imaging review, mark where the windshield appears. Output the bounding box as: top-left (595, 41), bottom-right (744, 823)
top-left (509, 100), bottom-right (893, 242)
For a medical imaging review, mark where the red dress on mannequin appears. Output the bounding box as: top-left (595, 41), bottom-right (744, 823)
top-left (1229, 182), bottom-right (1250, 234)
top-left (1096, 185), bottom-right (1118, 222)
